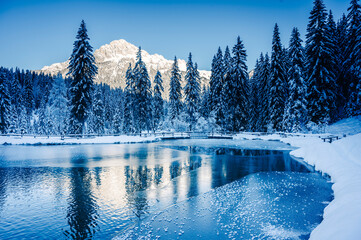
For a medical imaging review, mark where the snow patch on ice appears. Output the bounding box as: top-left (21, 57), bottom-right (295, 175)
top-left (261, 223), bottom-right (305, 240)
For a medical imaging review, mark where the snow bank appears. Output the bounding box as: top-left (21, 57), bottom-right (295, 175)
top-left (0, 135), bottom-right (157, 145)
top-left (235, 131), bottom-right (361, 240)
top-left (326, 115), bottom-right (361, 135)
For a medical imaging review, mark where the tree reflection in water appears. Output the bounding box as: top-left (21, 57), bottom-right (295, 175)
top-left (64, 166), bottom-right (99, 239)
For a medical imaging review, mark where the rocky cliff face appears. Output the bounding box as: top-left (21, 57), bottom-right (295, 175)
top-left (40, 39), bottom-right (211, 99)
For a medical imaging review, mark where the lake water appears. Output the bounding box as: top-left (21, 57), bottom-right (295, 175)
top-left (0, 139), bottom-right (333, 239)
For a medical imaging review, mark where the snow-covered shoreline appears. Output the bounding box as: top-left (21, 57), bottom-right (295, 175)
top-left (235, 132), bottom-right (361, 240)
top-left (0, 135), bottom-right (157, 145)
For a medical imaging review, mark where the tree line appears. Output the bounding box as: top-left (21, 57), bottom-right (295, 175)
top-left (1, 0), bottom-right (361, 135)
top-left (209, 0), bottom-right (361, 132)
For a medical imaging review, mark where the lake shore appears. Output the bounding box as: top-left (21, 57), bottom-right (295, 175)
top-left (0, 135), bottom-right (157, 145)
top-left (235, 132), bottom-right (361, 240)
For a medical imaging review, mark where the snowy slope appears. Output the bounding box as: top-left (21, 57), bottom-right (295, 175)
top-left (325, 115), bottom-right (361, 135)
top-left (40, 39), bottom-right (211, 99)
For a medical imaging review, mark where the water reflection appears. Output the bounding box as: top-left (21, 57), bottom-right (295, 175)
top-left (64, 168), bottom-right (99, 239)
top-left (0, 169), bottom-right (6, 211)
top-left (0, 141), bottom-right (326, 239)
top-left (124, 166), bottom-right (151, 219)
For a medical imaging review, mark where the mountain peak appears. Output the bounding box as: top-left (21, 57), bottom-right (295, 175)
top-left (40, 39), bottom-right (211, 99)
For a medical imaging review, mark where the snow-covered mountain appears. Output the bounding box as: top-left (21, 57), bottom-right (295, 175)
top-left (40, 39), bottom-right (211, 98)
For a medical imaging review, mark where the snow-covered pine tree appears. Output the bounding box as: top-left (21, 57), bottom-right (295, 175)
top-left (249, 56), bottom-right (262, 131)
top-left (268, 24), bottom-right (287, 131)
top-left (113, 105), bottom-right (122, 134)
top-left (221, 46), bottom-right (232, 130)
top-left (210, 54), bottom-right (217, 108)
top-left (132, 47), bottom-right (152, 132)
top-left (335, 14), bottom-right (349, 118)
top-left (18, 106), bottom-right (28, 135)
top-left (209, 47), bottom-right (224, 124)
top-left (23, 70), bottom-right (34, 115)
top-left (37, 104), bottom-right (47, 135)
top-left (92, 85), bottom-right (105, 135)
top-left (255, 53), bottom-right (271, 132)
top-left (123, 64), bottom-right (135, 133)
top-left (0, 67), bottom-right (11, 133)
top-left (169, 56), bottom-right (183, 122)
top-left (46, 74), bottom-right (68, 135)
top-left (153, 70), bottom-right (164, 130)
top-left (7, 105), bottom-right (18, 134)
top-left (348, 0), bottom-right (361, 115)
top-left (229, 37), bottom-right (249, 132)
top-left (200, 85), bottom-right (211, 119)
top-left (184, 53), bottom-right (201, 131)
top-left (67, 20), bottom-right (98, 134)
top-left (224, 37), bottom-right (249, 131)
top-left (305, 0), bottom-right (337, 125)
top-left (102, 85), bottom-right (111, 131)
top-left (345, 0), bottom-right (361, 116)
top-left (326, 10), bottom-right (341, 121)
top-left (283, 28), bottom-right (308, 132)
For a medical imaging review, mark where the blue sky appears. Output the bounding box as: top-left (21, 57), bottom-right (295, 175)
top-left (0, 0), bottom-right (350, 71)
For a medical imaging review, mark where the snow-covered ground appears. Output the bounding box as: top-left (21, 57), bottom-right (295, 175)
top-left (235, 116), bottom-right (361, 240)
top-left (0, 135), bottom-right (157, 145)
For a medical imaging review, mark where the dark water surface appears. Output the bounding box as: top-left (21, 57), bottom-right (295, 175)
top-left (0, 139), bottom-right (332, 239)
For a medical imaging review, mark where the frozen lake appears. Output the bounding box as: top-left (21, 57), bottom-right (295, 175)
top-left (0, 139), bottom-right (332, 239)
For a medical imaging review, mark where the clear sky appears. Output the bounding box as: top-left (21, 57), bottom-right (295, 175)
top-left (0, 0), bottom-right (350, 71)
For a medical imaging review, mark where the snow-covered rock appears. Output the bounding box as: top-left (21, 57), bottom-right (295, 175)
top-left (39, 39), bottom-right (211, 99)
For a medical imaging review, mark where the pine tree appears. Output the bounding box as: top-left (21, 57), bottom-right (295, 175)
top-left (249, 57), bottom-right (262, 131)
top-left (346, 0), bottom-right (361, 113)
top-left (132, 47), bottom-right (152, 132)
top-left (268, 24), bottom-right (287, 131)
top-left (230, 37), bottom-right (249, 131)
top-left (326, 10), bottom-right (340, 121)
top-left (0, 68), bottom-right (11, 133)
top-left (219, 38), bottom-right (250, 132)
top-left (221, 46), bottom-right (232, 130)
top-left (47, 74), bottom-right (68, 135)
top-left (113, 106), bottom-right (122, 134)
top-left (67, 20), bottom-right (98, 134)
top-left (348, 0), bottom-right (361, 115)
top-left (200, 85), bottom-right (211, 119)
top-left (210, 54), bottom-right (217, 108)
top-left (23, 70), bottom-right (34, 115)
top-left (184, 53), bottom-right (201, 130)
top-left (209, 47), bottom-right (224, 124)
top-left (92, 86), bottom-right (105, 135)
top-left (7, 105), bottom-right (18, 134)
top-left (37, 104), bottom-right (47, 135)
top-left (256, 53), bottom-right (271, 132)
top-left (19, 107), bottom-right (28, 135)
top-left (283, 28), bottom-right (307, 132)
top-left (305, 0), bottom-right (337, 125)
top-left (123, 64), bottom-right (135, 133)
top-left (169, 56), bottom-right (182, 121)
top-left (153, 70), bottom-right (164, 130)
top-left (335, 14), bottom-right (349, 117)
